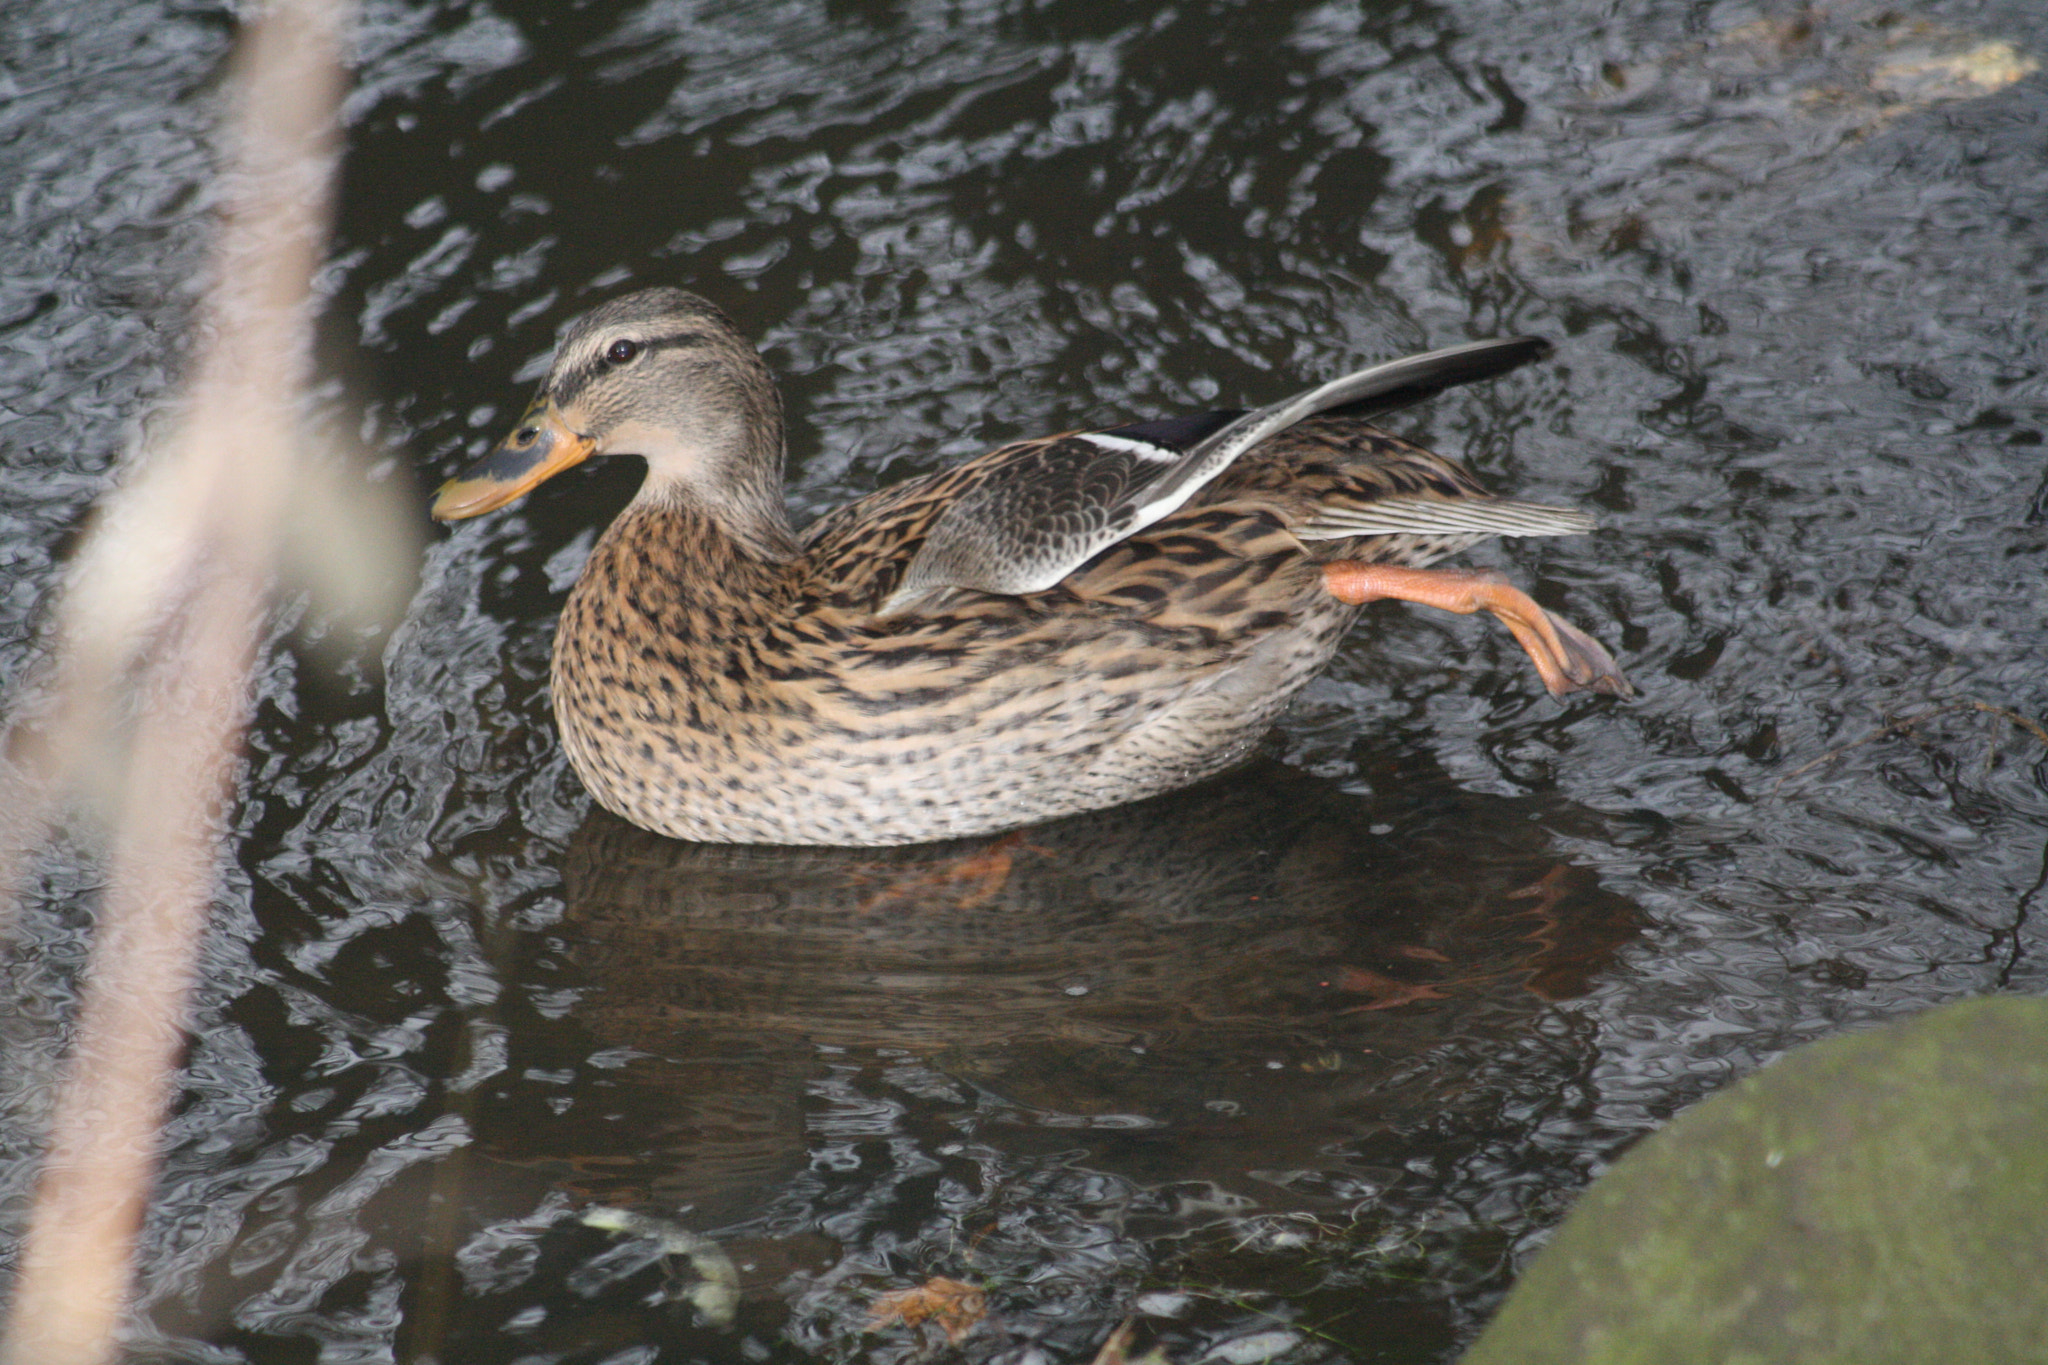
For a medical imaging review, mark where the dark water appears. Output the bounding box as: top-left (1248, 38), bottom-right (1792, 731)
top-left (4, 0), bottom-right (2047, 1360)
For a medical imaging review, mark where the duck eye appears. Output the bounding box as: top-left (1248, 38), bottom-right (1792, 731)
top-left (605, 339), bottom-right (641, 365)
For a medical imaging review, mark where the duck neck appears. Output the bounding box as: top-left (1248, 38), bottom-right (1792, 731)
top-left (616, 481), bottom-right (797, 592)
top-left (629, 363), bottom-right (801, 562)
top-left (643, 445), bottom-right (801, 565)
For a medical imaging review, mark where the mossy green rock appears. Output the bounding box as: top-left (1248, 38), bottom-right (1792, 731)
top-left (1465, 996), bottom-right (2048, 1365)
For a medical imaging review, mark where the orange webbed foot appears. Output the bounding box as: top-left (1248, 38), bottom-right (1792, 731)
top-left (1322, 561), bottom-right (1632, 698)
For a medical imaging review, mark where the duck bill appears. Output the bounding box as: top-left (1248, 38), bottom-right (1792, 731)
top-left (431, 398), bottom-right (596, 520)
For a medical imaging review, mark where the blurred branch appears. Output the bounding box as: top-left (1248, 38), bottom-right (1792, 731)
top-left (0, 1), bottom-right (350, 1361)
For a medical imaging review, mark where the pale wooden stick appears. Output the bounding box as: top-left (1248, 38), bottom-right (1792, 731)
top-left (0, 2), bottom-right (347, 1360)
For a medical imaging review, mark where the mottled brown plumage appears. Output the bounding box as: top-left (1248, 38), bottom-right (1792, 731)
top-left (434, 288), bottom-right (1627, 846)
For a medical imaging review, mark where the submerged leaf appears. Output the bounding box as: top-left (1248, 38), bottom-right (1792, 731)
top-left (868, 1276), bottom-right (988, 1343)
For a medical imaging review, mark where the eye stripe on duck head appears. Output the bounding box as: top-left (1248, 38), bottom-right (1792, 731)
top-left (550, 332), bottom-right (713, 409)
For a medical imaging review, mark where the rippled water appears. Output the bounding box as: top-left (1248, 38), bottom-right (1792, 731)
top-left (5, 0), bottom-right (2047, 1360)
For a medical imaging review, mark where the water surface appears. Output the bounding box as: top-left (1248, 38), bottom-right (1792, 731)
top-left (3, 0), bottom-right (2046, 1360)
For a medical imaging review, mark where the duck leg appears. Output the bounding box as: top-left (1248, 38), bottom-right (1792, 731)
top-left (1322, 562), bottom-right (1631, 698)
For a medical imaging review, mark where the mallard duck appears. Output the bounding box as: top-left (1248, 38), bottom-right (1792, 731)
top-left (433, 288), bottom-right (1627, 846)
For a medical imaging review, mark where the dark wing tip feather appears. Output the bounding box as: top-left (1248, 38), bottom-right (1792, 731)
top-left (1319, 336), bottom-right (1552, 421)
top-left (1102, 409), bottom-right (1245, 451)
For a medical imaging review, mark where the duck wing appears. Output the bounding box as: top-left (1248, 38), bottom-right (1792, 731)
top-left (876, 336), bottom-right (1551, 616)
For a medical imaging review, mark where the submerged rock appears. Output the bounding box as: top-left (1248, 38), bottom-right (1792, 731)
top-left (1465, 995), bottom-right (2048, 1363)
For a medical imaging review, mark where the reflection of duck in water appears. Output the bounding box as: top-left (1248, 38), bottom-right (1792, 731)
top-left (434, 289), bottom-right (1627, 846)
top-left (494, 758), bottom-right (1639, 1218)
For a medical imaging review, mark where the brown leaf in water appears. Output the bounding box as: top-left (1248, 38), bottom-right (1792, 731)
top-left (868, 1275), bottom-right (987, 1342)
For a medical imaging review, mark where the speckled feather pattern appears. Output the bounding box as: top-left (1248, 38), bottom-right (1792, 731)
top-left (552, 419), bottom-right (1511, 845)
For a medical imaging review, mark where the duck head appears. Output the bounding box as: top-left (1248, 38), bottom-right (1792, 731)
top-left (431, 287), bottom-right (795, 555)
